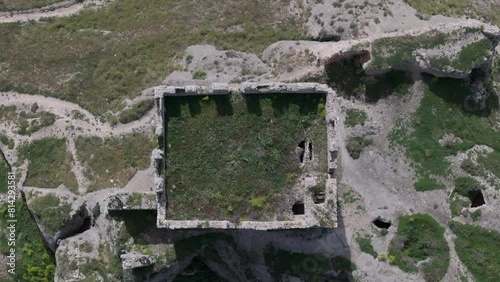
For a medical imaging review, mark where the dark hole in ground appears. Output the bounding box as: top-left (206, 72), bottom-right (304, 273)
top-left (309, 142), bottom-right (313, 160)
top-left (292, 201), bottom-right (305, 215)
top-left (470, 190), bottom-right (485, 207)
top-left (373, 217), bottom-right (391, 229)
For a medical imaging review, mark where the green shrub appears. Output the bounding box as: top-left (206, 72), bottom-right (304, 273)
top-left (192, 69), bottom-right (207, 80)
top-left (356, 235), bottom-right (377, 258)
top-left (118, 99), bottom-right (155, 124)
top-left (346, 137), bottom-right (373, 159)
top-left (454, 177), bottom-right (484, 198)
top-left (469, 209), bottom-right (482, 221)
top-left (389, 214), bottom-right (449, 282)
top-left (251, 197), bottom-right (265, 209)
top-left (345, 108), bottom-right (367, 127)
top-left (450, 221), bottom-right (500, 282)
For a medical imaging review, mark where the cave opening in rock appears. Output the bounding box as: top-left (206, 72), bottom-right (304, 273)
top-left (373, 217), bottom-right (391, 229)
top-left (309, 142), bottom-right (313, 160)
top-left (470, 190), bottom-right (485, 207)
top-left (292, 201), bottom-right (305, 215)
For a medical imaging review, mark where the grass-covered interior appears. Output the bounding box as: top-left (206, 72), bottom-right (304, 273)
top-left (0, 0), bottom-right (305, 116)
top-left (389, 214), bottom-right (449, 282)
top-left (18, 137), bottom-right (78, 191)
top-left (389, 75), bottom-right (500, 191)
top-left (164, 93), bottom-right (327, 221)
top-left (450, 221), bottom-right (500, 282)
top-left (264, 245), bottom-right (356, 282)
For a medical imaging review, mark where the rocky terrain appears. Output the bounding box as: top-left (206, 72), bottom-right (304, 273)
top-left (0, 0), bottom-right (500, 281)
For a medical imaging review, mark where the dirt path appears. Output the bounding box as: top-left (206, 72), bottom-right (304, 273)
top-left (0, 91), bottom-right (155, 195)
top-left (0, 1), bottom-right (84, 23)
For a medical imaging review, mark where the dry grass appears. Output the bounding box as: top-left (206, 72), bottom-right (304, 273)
top-left (75, 131), bottom-right (153, 192)
top-left (0, 0), bottom-right (305, 115)
top-left (18, 137), bottom-right (78, 191)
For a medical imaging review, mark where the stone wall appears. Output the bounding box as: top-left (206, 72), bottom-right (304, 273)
top-left (153, 82), bottom-right (339, 230)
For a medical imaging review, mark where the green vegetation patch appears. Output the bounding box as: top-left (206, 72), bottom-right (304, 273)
top-left (404, 0), bottom-right (500, 26)
top-left (0, 0), bottom-right (305, 115)
top-left (17, 110), bottom-right (57, 135)
top-left (0, 201), bottom-right (56, 281)
top-left (28, 193), bottom-right (72, 234)
top-left (450, 221), bottom-right (500, 281)
top-left (345, 108), bottom-right (367, 127)
top-left (76, 132), bottom-right (153, 192)
top-left (454, 177), bottom-right (485, 198)
top-left (265, 245), bottom-right (356, 282)
top-left (18, 137), bottom-right (77, 191)
top-left (430, 38), bottom-right (493, 72)
top-left (0, 105), bottom-right (56, 135)
top-left (389, 214), bottom-right (449, 282)
top-left (164, 93), bottom-right (327, 221)
top-left (0, 151), bottom-right (10, 193)
top-left (389, 76), bottom-right (500, 191)
top-left (0, 131), bottom-right (15, 149)
top-left (356, 235), bottom-right (377, 258)
top-left (118, 99), bottom-right (155, 124)
top-left (478, 150), bottom-right (500, 179)
top-left (370, 31), bottom-right (447, 69)
top-left (0, 0), bottom-right (65, 12)
top-left (346, 137), bottom-right (373, 160)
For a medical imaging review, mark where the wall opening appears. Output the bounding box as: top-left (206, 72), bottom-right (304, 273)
top-left (298, 140), bottom-right (305, 163)
top-left (309, 142), bottom-right (313, 160)
top-left (292, 201), bottom-right (305, 215)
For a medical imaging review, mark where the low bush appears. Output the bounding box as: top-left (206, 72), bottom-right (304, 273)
top-left (356, 235), bottom-right (377, 258)
top-left (118, 99), bottom-right (155, 124)
top-left (346, 137), bottom-right (373, 159)
top-left (389, 214), bottom-right (449, 282)
top-left (345, 108), bottom-right (367, 127)
top-left (450, 221), bottom-right (500, 281)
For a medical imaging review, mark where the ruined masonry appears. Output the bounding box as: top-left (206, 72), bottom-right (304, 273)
top-left (151, 82), bottom-right (340, 230)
